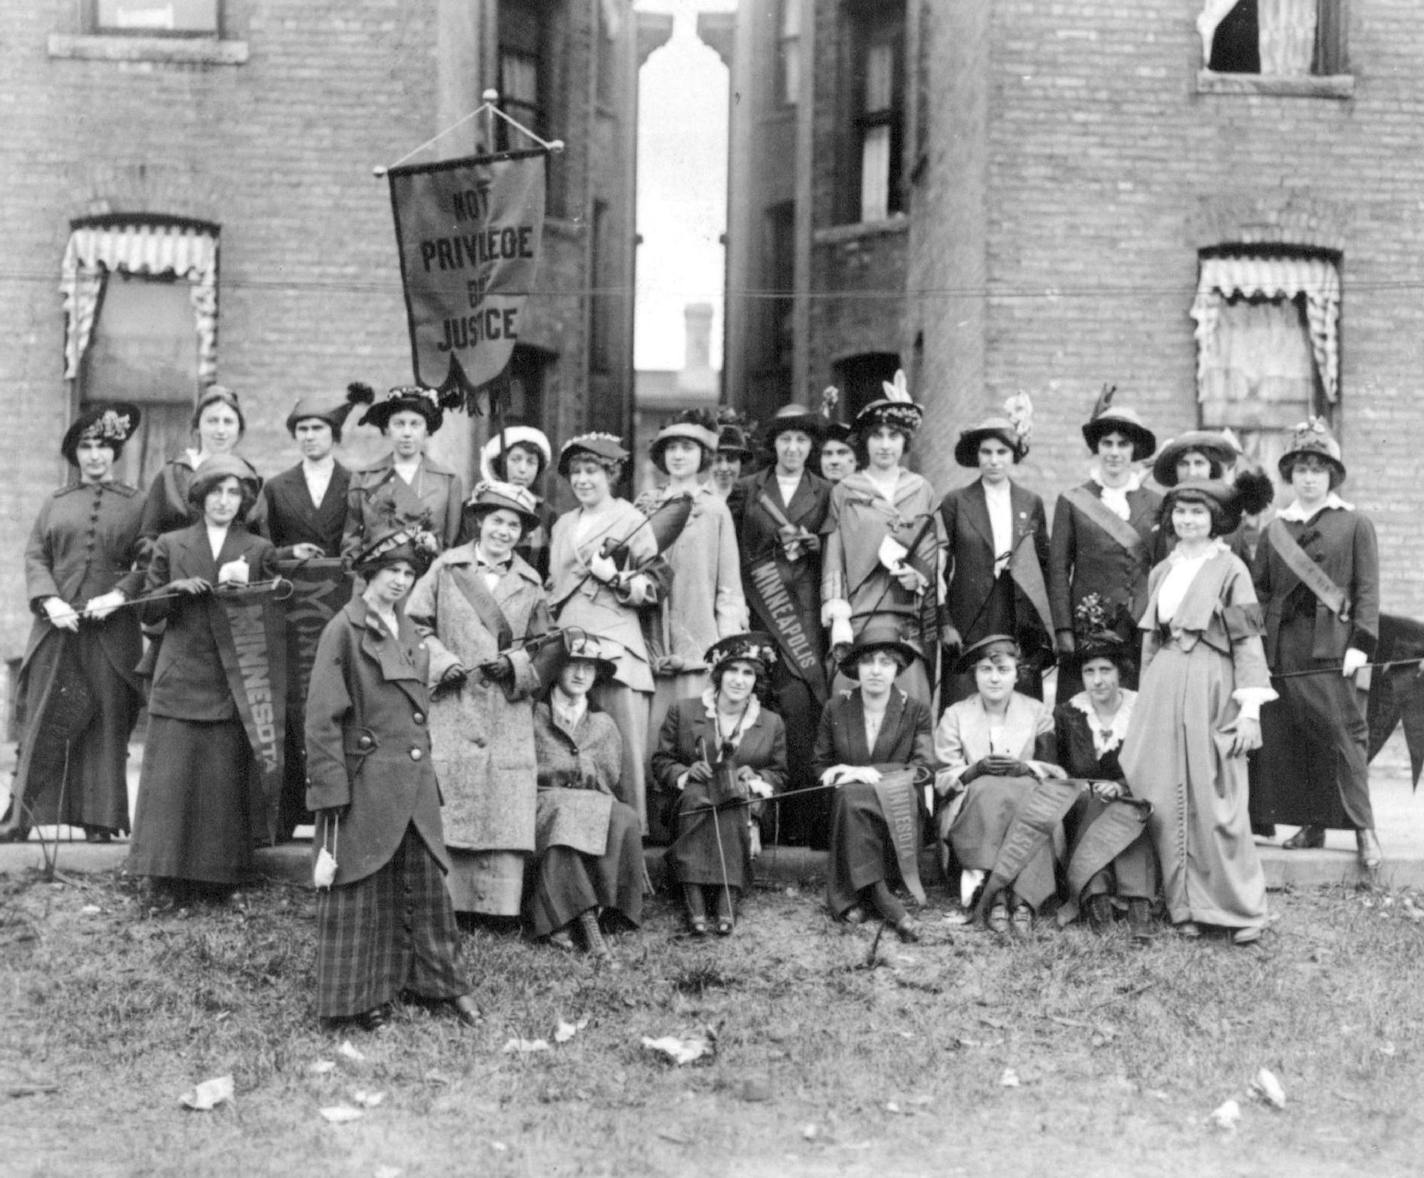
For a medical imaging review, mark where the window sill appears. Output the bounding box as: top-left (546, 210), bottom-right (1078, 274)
top-left (814, 215), bottom-right (909, 246)
top-left (1196, 70), bottom-right (1353, 99)
top-left (48, 33), bottom-right (249, 65)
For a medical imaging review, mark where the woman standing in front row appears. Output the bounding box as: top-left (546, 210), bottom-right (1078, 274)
top-left (128, 456), bottom-right (277, 899)
top-left (304, 525), bottom-right (480, 1030)
top-left (1120, 475), bottom-right (1276, 945)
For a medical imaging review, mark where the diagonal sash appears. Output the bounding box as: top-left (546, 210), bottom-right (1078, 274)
top-left (1062, 485), bottom-right (1147, 559)
top-left (1055, 793), bottom-right (1151, 926)
top-left (745, 555), bottom-right (827, 699)
top-left (870, 770), bottom-right (926, 906)
top-left (211, 593), bottom-right (288, 843)
top-left (1266, 518), bottom-right (1350, 619)
top-left (451, 565), bottom-right (515, 652)
top-left (973, 775), bottom-right (1082, 922)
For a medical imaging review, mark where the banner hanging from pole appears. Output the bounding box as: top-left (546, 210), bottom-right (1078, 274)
top-left (387, 148), bottom-right (547, 404)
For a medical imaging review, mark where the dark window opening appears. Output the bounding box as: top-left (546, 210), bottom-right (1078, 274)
top-left (846, 0), bottom-right (905, 223)
top-left (834, 352), bottom-right (901, 424)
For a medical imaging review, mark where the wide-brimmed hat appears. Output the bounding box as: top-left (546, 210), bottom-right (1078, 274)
top-left (557, 432), bottom-right (629, 477)
top-left (351, 523), bottom-right (437, 577)
top-left (556, 630), bottom-right (618, 682)
top-left (1161, 471), bottom-right (1273, 538)
top-left (837, 616), bottom-right (921, 680)
top-left (955, 633), bottom-right (1022, 675)
top-left (1151, 430), bottom-right (1237, 487)
top-left (191, 384), bottom-right (246, 434)
top-left (479, 424), bottom-right (552, 483)
top-left (186, 453), bottom-right (262, 508)
top-left (650, 411), bottom-right (720, 474)
top-left (853, 369), bottom-right (924, 437)
top-left (61, 402), bottom-right (141, 465)
top-left (954, 392), bottom-right (1034, 467)
top-left (1278, 417), bottom-right (1346, 487)
top-left (705, 631), bottom-right (778, 679)
top-left (1080, 385), bottom-right (1156, 460)
top-left (359, 384), bottom-right (444, 434)
top-left (763, 402), bottom-right (827, 449)
top-left (465, 480), bottom-right (541, 532)
top-left (285, 387), bottom-right (362, 438)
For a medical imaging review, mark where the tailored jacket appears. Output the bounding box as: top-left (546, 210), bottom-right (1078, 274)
top-left (140, 452), bottom-right (267, 548)
top-left (1048, 480), bottom-right (1164, 637)
top-left (304, 597), bottom-right (449, 886)
top-left (140, 522), bottom-right (277, 722)
top-left (1252, 506), bottom-right (1380, 664)
top-left (650, 694), bottom-right (789, 799)
top-left (810, 686), bottom-right (935, 779)
top-left (262, 461), bottom-right (352, 559)
top-left (932, 692), bottom-right (1055, 797)
top-left (730, 468), bottom-right (831, 642)
top-left (940, 478), bottom-right (1051, 648)
top-left (341, 452), bottom-right (465, 563)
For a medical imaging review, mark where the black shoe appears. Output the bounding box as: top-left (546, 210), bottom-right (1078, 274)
top-left (1127, 899), bottom-right (1154, 942)
top-left (1282, 824), bottom-right (1325, 850)
top-left (1085, 894), bottom-right (1113, 933)
top-left (356, 1003), bottom-right (392, 1032)
top-left (894, 915), bottom-right (921, 943)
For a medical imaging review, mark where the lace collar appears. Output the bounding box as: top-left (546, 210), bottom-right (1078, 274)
top-left (699, 688), bottom-right (760, 750)
top-left (1069, 689), bottom-right (1137, 758)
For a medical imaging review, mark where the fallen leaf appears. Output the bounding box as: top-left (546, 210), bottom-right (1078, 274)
top-left (554, 1015), bottom-right (590, 1044)
top-left (337, 1041), bottom-right (366, 1063)
top-left (502, 1038), bottom-right (551, 1054)
top-left (307, 1060), bottom-right (336, 1076)
top-left (999, 1068), bottom-right (1020, 1088)
top-left (1250, 1067), bottom-right (1286, 1110)
top-left (179, 1075), bottom-right (234, 1112)
top-left (352, 1089), bottom-right (385, 1109)
top-left (1208, 1099), bottom-right (1241, 1131)
top-left (319, 1105), bottom-right (363, 1124)
top-left (642, 1030), bottom-right (715, 1066)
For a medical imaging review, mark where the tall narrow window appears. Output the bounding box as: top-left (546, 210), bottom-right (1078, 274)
top-left (777, 0), bottom-right (801, 106)
top-left (848, 1), bottom-right (905, 223)
top-left (498, 0), bottom-right (548, 140)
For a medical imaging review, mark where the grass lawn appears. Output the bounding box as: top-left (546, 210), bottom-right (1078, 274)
top-left (2, 868), bottom-right (1422, 1178)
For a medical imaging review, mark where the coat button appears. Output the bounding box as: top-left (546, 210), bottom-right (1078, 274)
top-left (358, 735), bottom-right (373, 749)
top-left (410, 748), bottom-right (423, 761)
top-left (412, 712), bottom-right (425, 724)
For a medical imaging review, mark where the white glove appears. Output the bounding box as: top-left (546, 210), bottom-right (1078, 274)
top-left (821, 598), bottom-right (851, 630)
top-left (43, 597), bottom-right (80, 632)
top-left (1342, 648), bottom-right (1368, 678)
top-left (588, 553), bottom-right (619, 584)
top-left (83, 590), bottom-right (126, 622)
top-left (745, 777), bottom-right (773, 800)
top-left (830, 616), bottom-right (854, 650)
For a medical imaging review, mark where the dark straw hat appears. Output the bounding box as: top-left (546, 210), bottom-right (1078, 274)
top-left (954, 393), bottom-right (1034, 467)
top-left (359, 384), bottom-right (444, 434)
top-left (1151, 430), bottom-right (1237, 488)
top-left (351, 523), bottom-right (436, 577)
top-left (836, 616), bottom-right (921, 680)
top-left (763, 402), bottom-right (827, 448)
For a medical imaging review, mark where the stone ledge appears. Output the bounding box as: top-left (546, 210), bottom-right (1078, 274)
top-left (47, 33), bottom-right (250, 66)
top-left (1196, 70), bottom-right (1354, 100)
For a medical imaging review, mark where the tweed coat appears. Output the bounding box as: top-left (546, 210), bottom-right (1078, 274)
top-left (341, 452), bottom-right (465, 562)
top-left (262, 461), bottom-right (352, 559)
top-left (304, 596), bottom-right (450, 886)
top-left (406, 544), bottom-right (550, 852)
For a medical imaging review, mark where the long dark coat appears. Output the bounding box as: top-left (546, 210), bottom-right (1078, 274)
top-left (262, 461), bottom-right (352, 559)
top-left (341, 453), bottom-right (465, 562)
top-left (1048, 480), bottom-right (1164, 639)
top-left (304, 597), bottom-right (450, 887)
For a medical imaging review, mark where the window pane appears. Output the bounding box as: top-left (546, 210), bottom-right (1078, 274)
top-left (95, 0), bottom-right (219, 33)
top-left (860, 124), bottom-right (890, 223)
top-left (864, 41), bottom-right (894, 113)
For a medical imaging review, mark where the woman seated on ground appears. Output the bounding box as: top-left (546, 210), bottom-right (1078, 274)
top-left (528, 633), bottom-right (644, 963)
top-left (652, 632), bottom-right (787, 938)
top-left (304, 525), bottom-right (480, 1031)
top-left (934, 635), bottom-right (1066, 933)
top-left (1052, 628), bottom-right (1157, 941)
top-left (813, 621), bottom-right (935, 943)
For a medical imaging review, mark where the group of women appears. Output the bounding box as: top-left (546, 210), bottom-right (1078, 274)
top-left (6, 371), bottom-right (1382, 1026)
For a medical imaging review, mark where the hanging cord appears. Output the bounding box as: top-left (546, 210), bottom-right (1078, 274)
top-left (373, 91), bottom-right (565, 177)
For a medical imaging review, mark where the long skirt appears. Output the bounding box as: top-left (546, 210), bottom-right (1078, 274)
top-left (1253, 616), bottom-right (1373, 830)
top-left (128, 716), bottom-right (256, 885)
top-left (767, 669), bottom-right (828, 848)
top-left (525, 796), bottom-right (644, 937)
top-left (665, 785), bottom-right (752, 892)
top-left (591, 679), bottom-right (651, 835)
top-left (1119, 641), bottom-right (1267, 930)
top-left (1064, 793), bottom-right (1156, 902)
top-left (11, 627), bottom-right (140, 834)
top-left (314, 822), bottom-right (468, 1020)
top-left (446, 850), bottom-right (526, 917)
top-left (945, 774), bottom-right (1060, 910)
top-left (826, 780), bottom-right (920, 918)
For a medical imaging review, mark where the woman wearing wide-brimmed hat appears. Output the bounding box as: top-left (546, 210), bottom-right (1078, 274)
top-left (1119, 475), bottom-right (1277, 945)
top-left (640, 410), bottom-right (748, 758)
top-left (814, 620), bottom-right (935, 941)
top-left (940, 395), bottom-right (1053, 704)
top-left (653, 632), bottom-right (787, 936)
top-left (305, 523), bottom-right (480, 1031)
top-left (729, 402), bottom-right (834, 846)
top-left (341, 384), bottom-right (465, 565)
top-left (405, 480), bottom-right (550, 919)
top-left (1, 405), bottom-right (146, 843)
top-left (548, 433), bottom-right (665, 832)
top-left (934, 636), bottom-right (1065, 933)
top-left (1251, 419), bottom-right (1382, 870)
top-left (1150, 428), bottom-right (1258, 561)
top-left (479, 422), bottom-right (555, 580)
top-left (821, 371), bottom-right (941, 709)
top-left (528, 633), bottom-right (644, 961)
top-left (1052, 626), bottom-right (1157, 941)
top-left (128, 455), bottom-right (279, 898)
top-left (1048, 388), bottom-right (1164, 697)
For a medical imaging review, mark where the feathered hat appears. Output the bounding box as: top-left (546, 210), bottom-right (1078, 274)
top-left (1161, 470), bottom-right (1274, 537)
top-left (1080, 384), bottom-right (1156, 460)
top-left (61, 402), bottom-right (141, 464)
top-left (1278, 417), bottom-right (1346, 487)
top-left (284, 385), bottom-right (364, 439)
top-left (853, 369), bottom-right (924, 436)
top-left (954, 392), bottom-right (1034, 467)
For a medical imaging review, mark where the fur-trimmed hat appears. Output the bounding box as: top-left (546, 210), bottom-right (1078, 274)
top-left (955, 393), bottom-right (1034, 467)
top-left (1080, 384), bottom-right (1156, 460)
top-left (60, 402), bottom-right (141, 465)
top-left (358, 384), bottom-right (443, 434)
top-left (479, 424), bottom-right (552, 483)
top-left (853, 369), bottom-right (924, 437)
top-left (1278, 417), bottom-right (1346, 487)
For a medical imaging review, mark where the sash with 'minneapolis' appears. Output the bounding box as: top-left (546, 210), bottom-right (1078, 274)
top-left (745, 554), bottom-right (827, 700)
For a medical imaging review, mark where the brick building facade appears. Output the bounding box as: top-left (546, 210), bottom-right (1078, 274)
top-left (706, 0), bottom-right (1424, 618)
top-left (0, 0), bottom-right (670, 716)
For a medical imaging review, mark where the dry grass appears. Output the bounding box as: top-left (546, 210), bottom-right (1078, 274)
top-left (2, 870), bottom-right (1423, 1178)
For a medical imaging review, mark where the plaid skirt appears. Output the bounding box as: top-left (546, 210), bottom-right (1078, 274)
top-left (314, 822), bottom-right (469, 1019)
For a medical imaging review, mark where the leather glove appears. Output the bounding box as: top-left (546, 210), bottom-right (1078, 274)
top-left (483, 656), bottom-right (515, 684)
